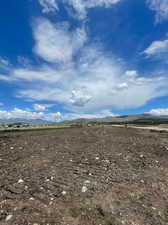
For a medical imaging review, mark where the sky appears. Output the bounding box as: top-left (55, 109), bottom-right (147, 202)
top-left (0, 0), bottom-right (168, 121)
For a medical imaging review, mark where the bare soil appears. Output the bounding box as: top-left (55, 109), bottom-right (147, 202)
top-left (0, 126), bottom-right (168, 225)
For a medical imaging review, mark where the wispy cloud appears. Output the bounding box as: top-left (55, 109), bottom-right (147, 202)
top-left (38, 0), bottom-right (59, 13)
top-left (63, 0), bottom-right (121, 20)
top-left (13, 66), bottom-right (63, 83)
top-left (143, 38), bottom-right (168, 57)
top-left (0, 57), bottom-right (10, 67)
top-left (38, 0), bottom-right (121, 19)
top-left (146, 0), bottom-right (168, 23)
top-left (1, 18), bottom-right (168, 116)
top-left (0, 74), bottom-right (15, 81)
top-left (33, 18), bottom-right (87, 63)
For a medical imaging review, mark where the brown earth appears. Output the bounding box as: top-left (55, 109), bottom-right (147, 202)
top-left (0, 126), bottom-right (168, 225)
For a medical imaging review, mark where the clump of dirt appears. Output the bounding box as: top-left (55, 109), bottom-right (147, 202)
top-left (0, 126), bottom-right (168, 224)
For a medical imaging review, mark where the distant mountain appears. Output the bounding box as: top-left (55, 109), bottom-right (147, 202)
top-left (1, 113), bottom-right (168, 125)
top-left (64, 114), bottom-right (168, 124)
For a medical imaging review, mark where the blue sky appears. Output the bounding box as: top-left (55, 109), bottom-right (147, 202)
top-left (0, 0), bottom-right (168, 121)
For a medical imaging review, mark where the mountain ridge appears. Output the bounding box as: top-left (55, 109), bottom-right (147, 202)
top-left (0, 113), bottom-right (168, 124)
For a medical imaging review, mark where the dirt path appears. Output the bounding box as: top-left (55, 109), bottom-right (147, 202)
top-left (112, 124), bottom-right (168, 132)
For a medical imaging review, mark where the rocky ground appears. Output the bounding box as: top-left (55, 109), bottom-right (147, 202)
top-left (0, 126), bottom-right (168, 225)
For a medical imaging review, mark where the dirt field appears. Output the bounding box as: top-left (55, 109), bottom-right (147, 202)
top-left (0, 126), bottom-right (168, 225)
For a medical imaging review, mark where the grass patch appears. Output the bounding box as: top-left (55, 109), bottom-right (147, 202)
top-left (0, 126), bottom-right (72, 134)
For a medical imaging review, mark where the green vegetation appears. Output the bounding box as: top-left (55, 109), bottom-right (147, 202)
top-left (0, 124), bottom-right (72, 133)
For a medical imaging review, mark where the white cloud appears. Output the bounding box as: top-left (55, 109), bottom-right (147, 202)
top-left (148, 108), bottom-right (168, 116)
top-left (0, 108), bottom-right (117, 122)
top-left (1, 19), bottom-right (168, 115)
top-left (116, 82), bottom-right (128, 90)
top-left (33, 18), bottom-right (87, 63)
top-left (18, 46), bottom-right (168, 112)
top-left (125, 70), bottom-right (138, 78)
top-left (143, 39), bottom-right (168, 56)
top-left (13, 66), bottom-right (63, 83)
top-left (0, 108), bottom-right (61, 122)
top-left (38, 0), bottom-right (121, 19)
top-left (0, 74), bottom-right (15, 81)
top-left (38, 0), bottom-right (59, 13)
top-left (70, 88), bottom-right (92, 107)
top-left (33, 103), bottom-right (54, 111)
top-left (146, 0), bottom-right (168, 23)
top-left (34, 104), bottom-right (46, 111)
top-left (64, 0), bottom-right (121, 20)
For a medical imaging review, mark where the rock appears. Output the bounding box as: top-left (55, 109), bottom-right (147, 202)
top-left (18, 179), bottom-right (24, 184)
top-left (62, 191), bottom-right (67, 195)
top-left (84, 180), bottom-right (90, 184)
top-left (6, 214), bottom-right (13, 221)
top-left (82, 186), bottom-right (88, 193)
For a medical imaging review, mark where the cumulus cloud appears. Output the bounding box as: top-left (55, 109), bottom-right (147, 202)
top-left (64, 0), bottom-right (121, 20)
top-left (148, 108), bottom-right (168, 116)
top-left (70, 88), bottom-right (92, 107)
top-left (33, 18), bottom-right (87, 63)
top-left (38, 0), bottom-right (59, 13)
top-left (0, 108), bottom-right (117, 122)
top-left (146, 0), bottom-right (168, 23)
top-left (33, 104), bottom-right (54, 111)
top-left (0, 108), bottom-right (61, 122)
top-left (143, 39), bottom-right (168, 57)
